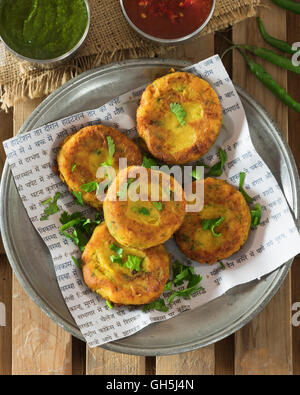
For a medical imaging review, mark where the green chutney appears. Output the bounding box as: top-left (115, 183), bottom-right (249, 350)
top-left (0, 0), bottom-right (88, 60)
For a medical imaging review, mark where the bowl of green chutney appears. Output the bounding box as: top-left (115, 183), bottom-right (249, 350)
top-left (0, 0), bottom-right (90, 67)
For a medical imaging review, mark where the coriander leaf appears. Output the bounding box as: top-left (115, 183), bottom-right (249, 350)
top-left (40, 192), bottom-right (61, 221)
top-left (107, 136), bottom-right (115, 158)
top-left (167, 284), bottom-right (204, 304)
top-left (131, 206), bottom-right (150, 216)
top-left (106, 300), bottom-right (113, 309)
top-left (110, 255), bottom-right (123, 264)
top-left (110, 243), bottom-right (123, 257)
top-left (142, 298), bottom-right (168, 313)
top-left (80, 181), bottom-right (99, 193)
top-left (72, 190), bottom-right (84, 206)
top-left (251, 203), bottom-right (262, 228)
top-left (164, 281), bottom-right (173, 291)
top-left (191, 167), bottom-right (203, 181)
top-left (124, 255), bottom-right (143, 272)
top-left (72, 256), bottom-right (82, 269)
top-left (207, 148), bottom-right (227, 177)
top-left (239, 172), bottom-right (253, 203)
top-left (59, 211), bottom-right (83, 225)
top-left (71, 163), bottom-right (77, 172)
top-left (220, 262), bottom-right (226, 270)
top-left (170, 102), bottom-right (186, 126)
top-left (142, 156), bottom-right (158, 169)
top-left (202, 217), bottom-right (225, 237)
top-left (153, 201), bottom-right (163, 211)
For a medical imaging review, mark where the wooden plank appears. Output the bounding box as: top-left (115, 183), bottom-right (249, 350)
top-left (0, 254), bottom-right (12, 375)
top-left (86, 348), bottom-right (146, 375)
top-left (232, 1), bottom-right (293, 375)
top-left (0, 108), bottom-right (13, 255)
top-left (11, 99), bottom-right (72, 375)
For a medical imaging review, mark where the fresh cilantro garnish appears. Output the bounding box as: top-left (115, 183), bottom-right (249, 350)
top-left (72, 256), bottom-right (82, 269)
top-left (101, 136), bottom-right (115, 167)
top-left (110, 243), bottom-right (123, 257)
top-left (142, 298), bottom-right (168, 313)
top-left (71, 163), bottom-right (77, 172)
top-left (131, 206), bottom-right (150, 216)
top-left (117, 178), bottom-right (134, 199)
top-left (207, 148), bottom-right (227, 177)
top-left (40, 192), bottom-right (61, 221)
top-left (170, 102), bottom-right (186, 126)
top-left (142, 156), bottom-right (158, 168)
top-left (80, 181), bottom-right (99, 193)
top-left (202, 217), bottom-right (225, 237)
top-left (165, 261), bottom-right (203, 304)
top-left (191, 167), bottom-right (204, 181)
top-left (251, 203), bottom-right (262, 228)
top-left (220, 262), bottom-right (226, 270)
top-left (59, 211), bottom-right (101, 251)
top-left (153, 201), bottom-right (163, 211)
top-left (124, 255), bottom-right (143, 272)
top-left (110, 255), bottom-right (123, 264)
top-left (239, 172), bottom-right (253, 203)
top-left (72, 190), bottom-right (84, 206)
top-left (106, 300), bottom-right (113, 309)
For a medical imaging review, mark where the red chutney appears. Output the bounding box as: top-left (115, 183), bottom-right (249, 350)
top-left (123, 0), bottom-right (213, 39)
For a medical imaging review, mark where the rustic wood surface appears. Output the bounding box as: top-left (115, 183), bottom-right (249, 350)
top-left (0, 0), bottom-right (299, 375)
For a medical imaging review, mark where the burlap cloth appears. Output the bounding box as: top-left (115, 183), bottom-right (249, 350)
top-left (0, 0), bottom-right (261, 110)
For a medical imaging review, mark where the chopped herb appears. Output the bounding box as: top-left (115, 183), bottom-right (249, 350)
top-left (191, 167), bottom-right (204, 181)
top-left (80, 181), bottom-right (99, 193)
top-left (72, 256), bottom-right (82, 269)
top-left (124, 255), bottom-right (143, 272)
top-left (59, 211), bottom-right (101, 251)
top-left (142, 156), bottom-right (158, 168)
top-left (207, 148), bottom-right (227, 177)
top-left (167, 284), bottom-right (204, 304)
top-left (72, 190), bottom-right (84, 206)
top-left (251, 203), bottom-right (262, 228)
top-left (106, 300), bottom-right (113, 309)
top-left (110, 255), bottom-right (123, 264)
top-left (71, 163), bottom-right (77, 172)
top-left (164, 281), bottom-right (173, 291)
top-left (202, 217), bottom-right (225, 237)
top-left (153, 201), bottom-right (163, 210)
top-left (40, 192), bottom-right (61, 221)
top-left (170, 102), bottom-right (186, 126)
top-left (142, 298), bottom-right (168, 313)
top-left (239, 172), bottom-right (253, 203)
top-left (110, 243), bottom-right (123, 257)
top-left (132, 206), bottom-right (150, 216)
top-left (220, 262), bottom-right (226, 270)
top-left (101, 136), bottom-right (115, 167)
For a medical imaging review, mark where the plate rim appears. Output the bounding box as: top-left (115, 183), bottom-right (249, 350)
top-left (1, 58), bottom-right (299, 356)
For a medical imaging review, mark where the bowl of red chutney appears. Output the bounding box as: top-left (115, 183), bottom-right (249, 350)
top-left (120, 0), bottom-right (215, 45)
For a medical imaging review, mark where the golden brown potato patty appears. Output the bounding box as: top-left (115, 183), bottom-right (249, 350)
top-left (103, 166), bottom-right (186, 249)
top-left (137, 72), bottom-right (222, 165)
top-left (82, 223), bottom-right (170, 305)
top-left (57, 125), bottom-right (142, 210)
top-left (175, 178), bottom-right (251, 264)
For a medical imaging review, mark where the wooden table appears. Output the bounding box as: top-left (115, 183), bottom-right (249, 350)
top-left (0, 1), bottom-right (299, 375)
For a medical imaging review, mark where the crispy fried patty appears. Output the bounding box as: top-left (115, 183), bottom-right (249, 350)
top-left (57, 125), bottom-right (142, 209)
top-left (175, 178), bottom-right (251, 264)
top-left (137, 72), bottom-right (222, 165)
top-left (82, 223), bottom-right (170, 305)
top-left (103, 166), bottom-right (186, 249)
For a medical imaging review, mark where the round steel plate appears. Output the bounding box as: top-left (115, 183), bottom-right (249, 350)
top-left (1, 59), bottom-right (299, 356)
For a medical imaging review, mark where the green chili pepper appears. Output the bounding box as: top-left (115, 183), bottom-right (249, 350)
top-left (237, 48), bottom-right (300, 114)
top-left (271, 0), bottom-right (300, 14)
top-left (223, 44), bottom-right (300, 74)
top-left (257, 18), bottom-right (297, 55)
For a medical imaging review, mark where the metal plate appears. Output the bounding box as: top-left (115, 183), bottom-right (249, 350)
top-left (1, 59), bottom-right (299, 356)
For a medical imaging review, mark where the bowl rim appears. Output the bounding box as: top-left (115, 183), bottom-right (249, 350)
top-left (120, 0), bottom-right (216, 44)
top-left (0, 0), bottom-right (90, 64)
